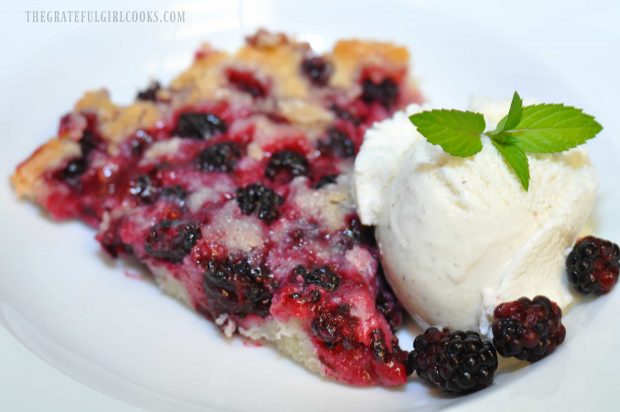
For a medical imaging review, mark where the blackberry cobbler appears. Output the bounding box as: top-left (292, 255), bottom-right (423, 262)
top-left (12, 30), bottom-right (422, 386)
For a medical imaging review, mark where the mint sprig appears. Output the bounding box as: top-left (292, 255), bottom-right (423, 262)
top-left (408, 92), bottom-right (603, 191)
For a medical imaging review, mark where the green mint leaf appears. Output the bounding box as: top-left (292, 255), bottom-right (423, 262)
top-left (504, 104), bottom-right (603, 153)
top-left (492, 132), bottom-right (519, 145)
top-left (409, 110), bottom-right (485, 157)
top-left (491, 139), bottom-right (530, 191)
top-left (492, 91), bottom-right (523, 134)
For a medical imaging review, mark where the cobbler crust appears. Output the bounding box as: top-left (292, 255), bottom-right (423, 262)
top-left (12, 139), bottom-right (80, 197)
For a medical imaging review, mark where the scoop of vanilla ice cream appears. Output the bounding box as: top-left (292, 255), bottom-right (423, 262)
top-left (354, 103), bottom-right (597, 332)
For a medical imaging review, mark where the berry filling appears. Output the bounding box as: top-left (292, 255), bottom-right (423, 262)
top-left (203, 256), bottom-right (277, 318)
top-left (227, 69), bottom-right (270, 98)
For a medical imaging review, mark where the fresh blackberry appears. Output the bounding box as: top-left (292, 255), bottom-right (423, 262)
top-left (566, 236), bottom-right (620, 295)
top-left (144, 220), bottom-right (202, 263)
top-left (174, 112), bottom-right (227, 139)
top-left (408, 328), bottom-right (498, 394)
top-left (319, 128), bottom-right (355, 158)
top-left (301, 56), bottom-right (331, 87)
top-left (203, 257), bottom-right (276, 317)
top-left (361, 77), bottom-right (399, 108)
top-left (196, 142), bottom-right (241, 172)
top-left (235, 183), bottom-right (284, 222)
top-left (492, 296), bottom-right (566, 362)
top-left (265, 150), bottom-right (309, 181)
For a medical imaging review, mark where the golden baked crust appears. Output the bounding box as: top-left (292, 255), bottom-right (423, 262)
top-left (12, 138), bottom-right (80, 198)
top-left (75, 90), bottom-right (161, 149)
top-left (331, 39), bottom-right (409, 88)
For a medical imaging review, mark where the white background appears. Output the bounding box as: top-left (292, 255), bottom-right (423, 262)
top-left (1, 0), bottom-right (618, 411)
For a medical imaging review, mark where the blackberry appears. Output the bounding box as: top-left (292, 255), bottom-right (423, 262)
top-left (129, 174), bottom-right (159, 204)
top-left (297, 265), bottom-right (341, 292)
top-left (408, 328), bottom-right (498, 394)
top-left (264, 150), bottom-right (309, 181)
top-left (136, 81), bottom-right (161, 101)
top-left (319, 128), bottom-right (355, 158)
top-left (174, 112), bottom-right (227, 139)
top-left (301, 56), bottom-right (331, 87)
top-left (59, 130), bottom-right (100, 184)
top-left (145, 220), bottom-right (202, 263)
top-left (236, 183), bottom-right (284, 222)
top-left (492, 296), bottom-right (566, 362)
top-left (361, 77), bottom-right (399, 108)
top-left (203, 257), bottom-right (276, 317)
top-left (566, 236), bottom-right (620, 295)
top-left (196, 142), bottom-right (241, 172)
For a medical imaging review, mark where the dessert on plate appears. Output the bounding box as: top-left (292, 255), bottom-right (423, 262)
top-left (12, 27), bottom-right (619, 395)
top-left (12, 30), bottom-right (422, 386)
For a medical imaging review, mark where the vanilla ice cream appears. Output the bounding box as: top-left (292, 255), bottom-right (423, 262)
top-left (354, 103), bottom-right (597, 332)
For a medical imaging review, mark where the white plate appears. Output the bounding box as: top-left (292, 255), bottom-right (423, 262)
top-left (1, 0), bottom-right (619, 411)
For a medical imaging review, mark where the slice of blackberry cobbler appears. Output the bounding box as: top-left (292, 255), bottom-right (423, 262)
top-left (12, 30), bottom-right (422, 386)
